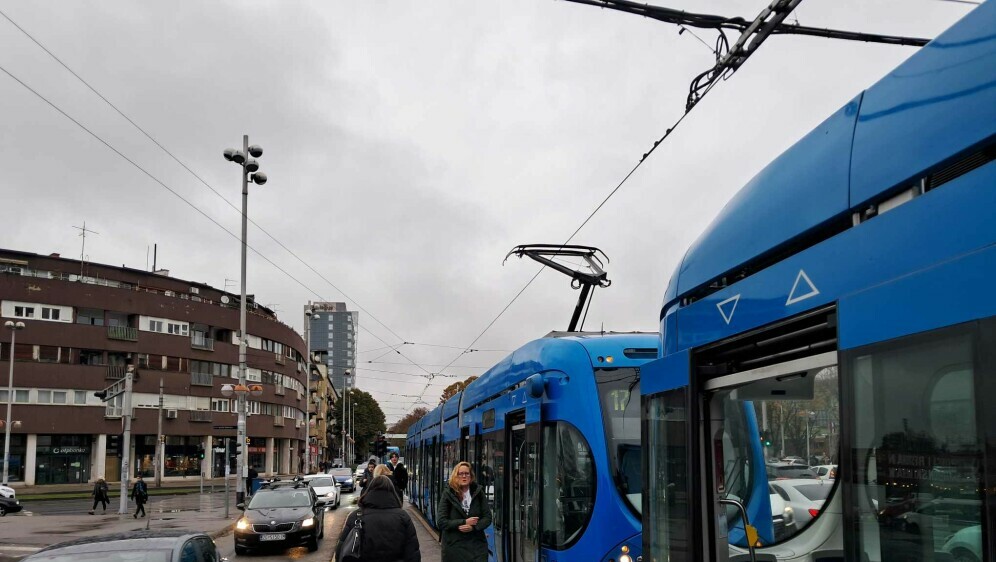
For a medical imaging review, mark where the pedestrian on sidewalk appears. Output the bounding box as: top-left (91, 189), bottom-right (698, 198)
top-left (130, 475), bottom-right (148, 518)
top-left (89, 478), bottom-right (110, 514)
top-left (387, 452), bottom-right (409, 501)
top-left (335, 475), bottom-right (420, 562)
top-left (246, 466), bottom-right (258, 496)
top-left (437, 461), bottom-right (492, 562)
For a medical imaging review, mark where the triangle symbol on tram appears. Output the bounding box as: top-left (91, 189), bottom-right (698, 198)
top-left (786, 269), bottom-right (820, 306)
top-left (717, 294), bottom-right (740, 325)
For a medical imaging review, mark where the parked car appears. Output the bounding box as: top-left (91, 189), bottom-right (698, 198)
top-left (896, 498), bottom-right (982, 548)
top-left (0, 484), bottom-right (14, 499)
top-left (0, 495), bottom-right (22, 516)
top-left (781, 456), bottom-right (807, 465)
top-left (302, 474), bottom-right (340, 508)
top-left (329, 467), bottom-right (355, 492)
top-left (813, 465), bottom-right (837, 480)
top-left (768, 478), bottom-right (834, 528)
top-left (942, 524), bottom-right (982, 562)
top-left (234, 481), bottom-right (327, 554)
top-left (21, 530), bottom-right (221, 562)
top-left (766, 462), bottom-right (818, 480)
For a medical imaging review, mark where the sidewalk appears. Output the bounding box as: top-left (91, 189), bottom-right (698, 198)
top-left (9, 476), bottom-right (280, 499)
top-left (0, 494), bottom-right (237, 561)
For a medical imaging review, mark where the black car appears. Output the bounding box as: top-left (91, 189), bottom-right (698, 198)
top-left (234, 482), bottom-right (327, 554)
top-left (21, 530), bottom-right (221, 562)
top-left (0, 495), bottom-right (23, 516)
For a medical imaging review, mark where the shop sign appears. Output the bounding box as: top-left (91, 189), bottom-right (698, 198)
top-left (38, 446), bottom-right (90, 455)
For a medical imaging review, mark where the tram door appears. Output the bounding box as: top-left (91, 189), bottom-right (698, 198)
top-left (504, 407), bottom-right (541, 562)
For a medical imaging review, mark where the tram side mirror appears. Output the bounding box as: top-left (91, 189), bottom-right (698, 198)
top-left (526, 373), bottom-right (545, 398)
top-left (731, 369), bottom-right (817, 401)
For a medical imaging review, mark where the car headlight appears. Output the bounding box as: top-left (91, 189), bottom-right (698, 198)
top-left (302, 517), bottom-right (315, 528)
top-left (236, 518), bottom-right (251, 530)
top-left (345, 479), bottom-right (353, 485)
top-left (326, 492), bottom-right (336, 498)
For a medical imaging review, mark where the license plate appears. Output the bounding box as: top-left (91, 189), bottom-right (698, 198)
top-left (260, 534), bottom-right (286, 541)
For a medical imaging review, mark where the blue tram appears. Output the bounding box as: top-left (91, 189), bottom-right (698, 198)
top-left (642, 2), bottom-right (996, 561)
top-left (407, 332), bottom-right (659, 562)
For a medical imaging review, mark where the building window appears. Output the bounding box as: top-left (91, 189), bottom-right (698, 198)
top-left (13, 306), bottom-right (34, 318)
top-left (41, 307), bottom-right (60, 320)
top-left (37, 390), bottom-right (51, 404)
top-left (167, 322), bottom-right (187, 336)
top-left (211, 399), bottom-right (229, 412)
top-left (76, 308), bottom-right (104, 326)
top-left (149, 320), bottom-right (164, 333)
top-left (74, 390), bottom-right (87, 405)
top-left (79, 349), bottom-right (104, 365)
top-left (53, 391), bottom-right (67, 404)
top-left (106, 312), bottom-right (129, 327)
top-left (14, 389), bottom-right (28, 403)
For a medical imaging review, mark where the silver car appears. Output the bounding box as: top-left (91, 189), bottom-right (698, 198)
top-left (303, 474), bottom-right (340, 508)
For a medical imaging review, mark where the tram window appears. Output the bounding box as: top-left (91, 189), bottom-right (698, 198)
top-left (711, 364), bottom-right (840, 548)
top-left (646, 388), bottom-right (689, 561)
top-left (540, 422), bottom-right (595, 550)
top-left (850, 328), bottom-right (982, 562)
top-left (595, 368), bottom-right (642, 515)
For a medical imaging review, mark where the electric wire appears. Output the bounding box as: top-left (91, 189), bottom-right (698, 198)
top-left (0, 8), bottom-right (419, 358)
top-left (0, 61), bottom-right (438, 393)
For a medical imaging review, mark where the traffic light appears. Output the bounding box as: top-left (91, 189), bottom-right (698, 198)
top-left (761, 430), bottom-right (772, 448)
top-left (198, 446), bottom-right (205, 460)
top-left (94, 390), bottom-right (108, 400)
top-left (375, 436), bottom-right (388, 458)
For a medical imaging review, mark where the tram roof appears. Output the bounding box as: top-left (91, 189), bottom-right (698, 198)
top-left (663, 1), bottom-right (996, 311)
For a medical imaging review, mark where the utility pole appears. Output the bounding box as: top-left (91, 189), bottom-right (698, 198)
top-left (155, 376), bottom-right (164, 488)
top-left (119, 367), bottom-right (134, 514)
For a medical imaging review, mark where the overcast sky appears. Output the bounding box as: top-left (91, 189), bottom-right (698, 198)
top-left (0, 0), bottom-right (974, 422)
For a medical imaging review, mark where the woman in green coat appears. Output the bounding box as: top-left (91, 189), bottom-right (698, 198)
top-left (437, 461), bottom-right (493, 562)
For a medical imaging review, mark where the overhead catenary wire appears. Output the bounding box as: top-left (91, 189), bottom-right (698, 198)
top-left (0, 60), bottom-right (440, 389)
top-left (0, 7), bottom-right (416, 352)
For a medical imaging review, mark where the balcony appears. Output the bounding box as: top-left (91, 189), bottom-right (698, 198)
top-left (191, 334), bottom-right (215, 351)
top-left (107, 326), bottom-right (138, 342)
top-left (274, 353), bottom-right (286, 365)
top-left (106, 365), bottom-right (127, 380)
top-left (190, 410), bottom-right (213, 423)
top-left (274, 385), bottom-right (285, 396)
top-left (274, 416), bottom-right (285, 427)
top-left (191, 372), bottom-right (213, 386)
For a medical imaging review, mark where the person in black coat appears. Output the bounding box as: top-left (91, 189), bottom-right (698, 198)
top-left (437, 462), bottom-right (492, 562)
top-left (387, 452), bottom-right (409, 500)
top-left (336, 475), bottom-right (421, 562)
top-left (359, 459), bottom-right (377, 491)
top-left (130, 475), bottom-right (148, 518)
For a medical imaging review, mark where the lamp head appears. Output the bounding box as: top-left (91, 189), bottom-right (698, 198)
top-left (248, 145), bottom-right (263, 158)
top-left (221, 383), bottom-right (235, 397)
top-left (232, 151), bottom-right (246, 164)
top-left (223, 148), bottom-right (237, 161)
top-left (251, 172), bottom-right (267, 185)
top-left (245, 159), bottom-right (259, 173)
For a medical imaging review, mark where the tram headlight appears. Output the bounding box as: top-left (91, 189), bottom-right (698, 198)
top-left (619, 545), bottom-right (633, 562)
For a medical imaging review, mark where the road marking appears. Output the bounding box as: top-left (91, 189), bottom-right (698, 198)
top-left (786, 270), bottom-right (820, 305)
top-left (0, 545), bottom-right (42, 553)
top-left (717, 294), bottom-right (741, 325)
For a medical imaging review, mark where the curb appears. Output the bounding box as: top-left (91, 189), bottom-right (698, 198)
top-left (405, 503), bottom-right (439, 543)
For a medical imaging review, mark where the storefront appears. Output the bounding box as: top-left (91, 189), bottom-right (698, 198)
top-left (135, 435), bottom-right (156, 477)
top-left (248, 437), bottom-right (266, 473)
top-left (165, 436), bottom-right (202, 476)
top-left (35, 435), bottom-right (90, 484)
top-left (0, 435), bottom-right (26, 482)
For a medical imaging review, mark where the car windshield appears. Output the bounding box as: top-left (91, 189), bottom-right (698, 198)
top-left (248, 489), bottom-right (312, 508)
top-left (330, 469), bottom-right (352, 478)
top-left (30, 551), bottom-right (172, 562)
top-left (308, 477), bottom-right (334, 487)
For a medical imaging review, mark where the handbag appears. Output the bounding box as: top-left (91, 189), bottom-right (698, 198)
top-left (338, 511), bottom-right (363, 562)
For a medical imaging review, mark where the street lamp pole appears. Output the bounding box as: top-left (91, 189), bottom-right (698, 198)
top-left (224, 135), bottom-right (266, 503)
top-left (3, 320), bottom-right (25, 486)
top-left (304, 309), bottom-right (318, 474)
top-left (350, 401), bottom-right (356, 465)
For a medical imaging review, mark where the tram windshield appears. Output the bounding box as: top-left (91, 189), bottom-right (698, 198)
top-left (595, 368), bottom-right (641, 515)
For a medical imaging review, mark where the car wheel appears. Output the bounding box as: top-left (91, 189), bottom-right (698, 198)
top-left (234, 545), bottom-right (248, 556)
top-left (307, 536), bottom-right (319, 552)
top-left (0, 505), bottom-right (6, 516)
top-left (318, 522), bottom-right (324, 539)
